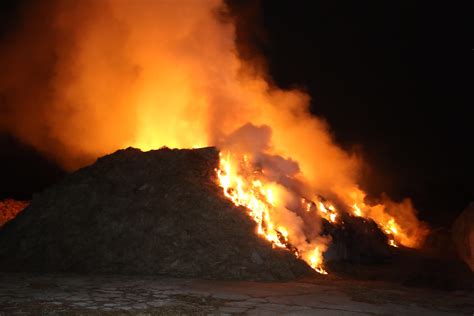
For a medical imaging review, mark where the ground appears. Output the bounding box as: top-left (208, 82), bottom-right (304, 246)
top-left (0, 273), bottom-right (472, 315)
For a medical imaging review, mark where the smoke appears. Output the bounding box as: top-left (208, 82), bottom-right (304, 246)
top-left (0, 0), bottom-right (428, 247)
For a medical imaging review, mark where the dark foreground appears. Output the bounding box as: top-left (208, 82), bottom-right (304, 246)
top-left (0, 273), bottom-right (472, 315)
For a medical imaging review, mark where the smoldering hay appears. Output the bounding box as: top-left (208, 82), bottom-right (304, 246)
top-left (0, 0), bottom-right (428, 266)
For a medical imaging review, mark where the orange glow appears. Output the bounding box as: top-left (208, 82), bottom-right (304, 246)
top-left (0, 199), bottom-right (29, 228)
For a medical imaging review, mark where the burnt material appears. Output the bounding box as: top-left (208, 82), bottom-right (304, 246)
top-left (0, 147), bottom-right (312, 281)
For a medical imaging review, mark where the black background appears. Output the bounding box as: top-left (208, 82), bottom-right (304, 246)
top-left (1, 1), bottom-right (472, 227)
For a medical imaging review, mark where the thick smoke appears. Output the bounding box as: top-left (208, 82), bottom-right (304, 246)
top-left (0, 0), bottom-right (428, 247)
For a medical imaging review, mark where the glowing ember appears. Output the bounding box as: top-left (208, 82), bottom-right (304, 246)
top-left (0, 199), bottom-right (29, 228)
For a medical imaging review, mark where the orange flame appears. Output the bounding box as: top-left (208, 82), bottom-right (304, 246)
top-left (308, 247), bottom-right (328, 275)
top-left (317, 201), bottom-right (338, 224)
top-left (217, 153), bottom-right (292, 250)
top-left (347, 191), bottom-right (428, 248)
top-left (216, 152), bottom-right (328, 273)
top-left (216, 150), bottom-right (428, 272)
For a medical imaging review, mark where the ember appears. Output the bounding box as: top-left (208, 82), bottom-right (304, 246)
top-left (0, 199), bottom-right (28, 228)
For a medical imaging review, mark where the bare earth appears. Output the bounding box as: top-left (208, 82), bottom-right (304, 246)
top-left (0, 273), bottom-right (472, 315)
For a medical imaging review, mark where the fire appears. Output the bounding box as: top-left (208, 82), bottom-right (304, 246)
top-left (317, 201), bottom-right (338, 223)
top-left (217, 153), bottom-right (289, 250)
top-left (347, 193), bottom-right (427, 248)
top-left (216, 150), bottom-right (427, 272)
top-left (216, 152), bottom-right (329, 273)
top-left (0, 0), bottom-right (429, 273)
top-left (353, 203), bottom-right (362, 217)
top-left (388, 239), bottom-right (398, 248)
top-left (308, 247), bottom-right (328, 275)
top-left (384, 218), bottom-right (399, 235)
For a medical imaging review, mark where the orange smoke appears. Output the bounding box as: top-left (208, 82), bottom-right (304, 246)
top-left (0, 0), bottom-right (428, 267)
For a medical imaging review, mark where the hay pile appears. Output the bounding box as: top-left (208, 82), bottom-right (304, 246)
top-left (0, 147), bottom-right (312, 280)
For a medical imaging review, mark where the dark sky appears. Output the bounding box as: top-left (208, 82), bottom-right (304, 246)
top-left (1, 1), bottom-right (472, 227)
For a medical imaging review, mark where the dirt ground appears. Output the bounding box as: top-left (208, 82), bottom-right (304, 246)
top-left (0, 272), bottom-right (472, 315)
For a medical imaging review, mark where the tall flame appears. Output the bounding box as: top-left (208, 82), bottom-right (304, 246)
top-left (216, 152), bottom-right (327, 274)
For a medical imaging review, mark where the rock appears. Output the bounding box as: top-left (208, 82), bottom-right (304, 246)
top-left (0, 147), bottom-right (313, 281)
top-left (452, 202), bottom-right (474, 271)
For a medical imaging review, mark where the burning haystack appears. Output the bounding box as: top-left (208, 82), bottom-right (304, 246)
top-left (2, 147), bottom-right (470, 288)
top-left (0, 146), bottom-right (397, 280)
top-left (0, 147), bottom-right (315, 280)
top-left (0, 0), bottom-right (430, 279)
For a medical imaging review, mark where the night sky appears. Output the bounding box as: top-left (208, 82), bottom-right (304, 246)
top-left (1, 1), bottom-right (472, 227)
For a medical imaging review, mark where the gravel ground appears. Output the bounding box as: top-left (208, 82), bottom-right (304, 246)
top-left (0, 273), bottom-right (472, 315)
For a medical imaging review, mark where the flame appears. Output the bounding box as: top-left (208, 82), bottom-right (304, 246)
top-left (308, 247), bottom-right (328, 275)
top-left (216, 152), bottom-right (330, 273)
top-left (347, 191), bottom-right (427, 248)
top-left (215, 148), bottom-right (428, 272)
top-left (353, 203), bottom-right (362, 217)
top-left (317, 201), bottom-right (338, 223)
top-left (216, 149), bottom-right (427, 272)
top-left (217, 153), bottom-right (291, 251)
